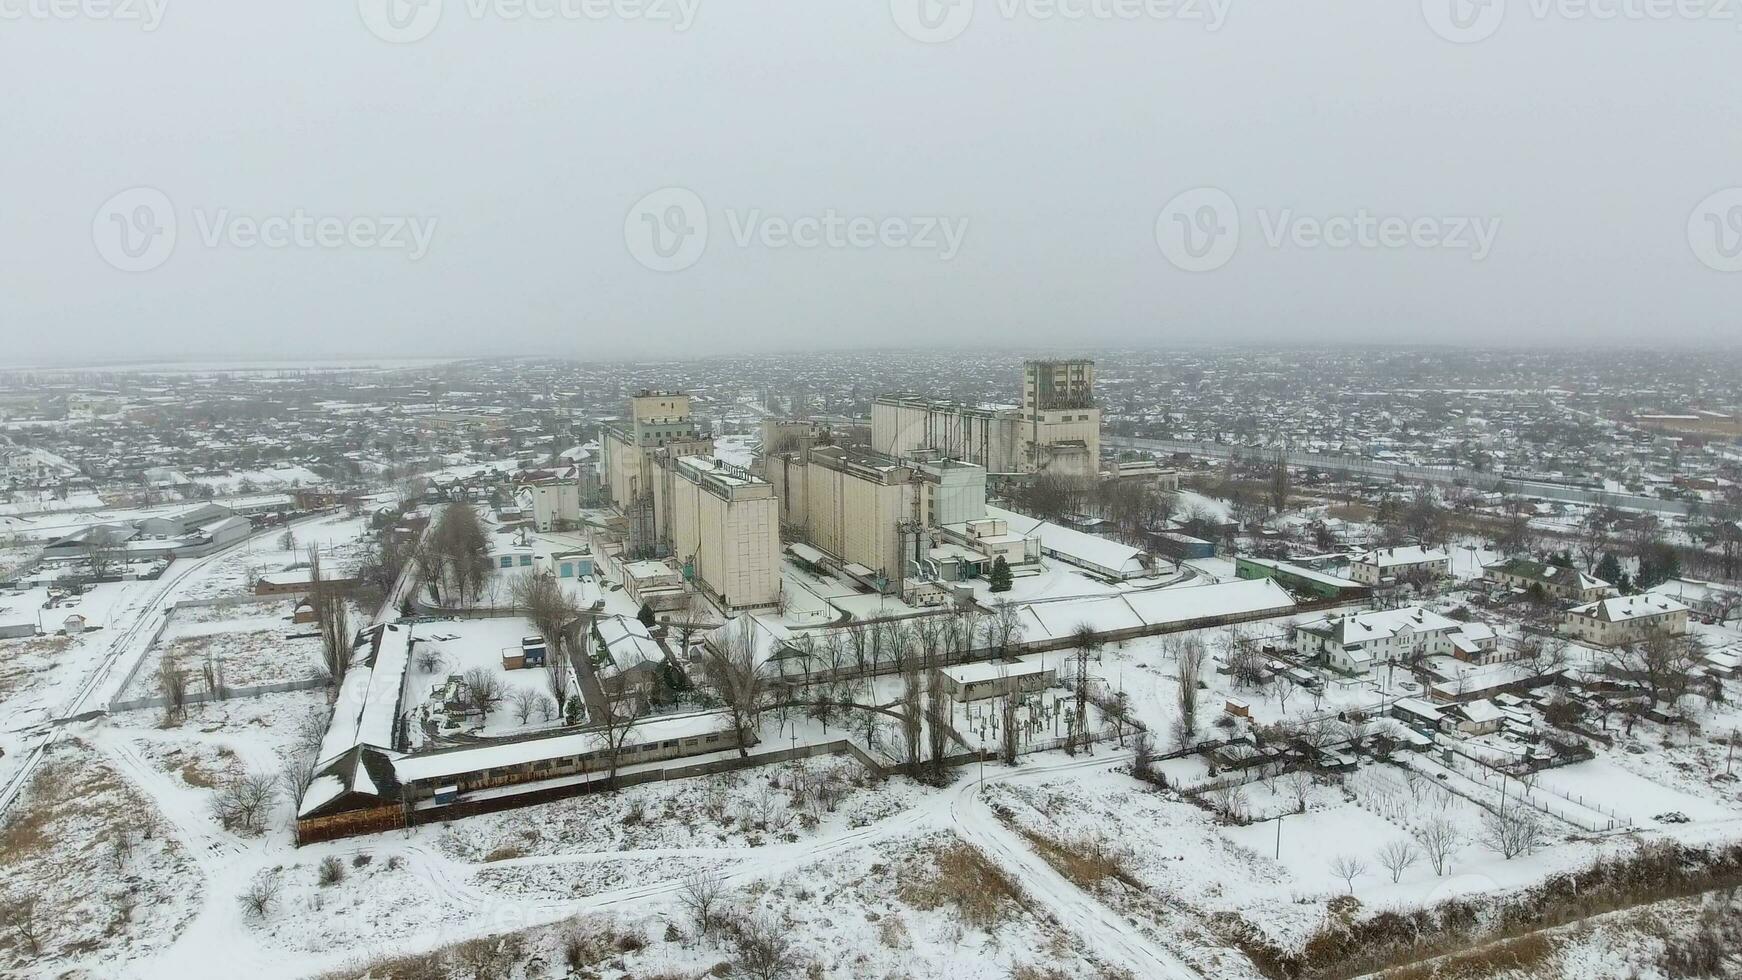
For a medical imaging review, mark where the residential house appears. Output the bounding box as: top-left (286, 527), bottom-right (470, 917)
top-left (1348, 546), bottom-right (1451, 586)
top-left (1294, 606), bottom-right (1477, 674)
top-left (1562, 594), bottom-right (1690, 647)
top-left (1483, 558), bottom-right (1616, 603)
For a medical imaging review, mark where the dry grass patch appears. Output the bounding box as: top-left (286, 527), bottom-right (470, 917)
top-left (482, 845), bottom-right (526, 863)
top-left (1015, 828), bottom-right (1142, 894)
top-left (898, 840), bottom-right (1025, 930)
top-left (1380, 933), bottom-right (1555, 980)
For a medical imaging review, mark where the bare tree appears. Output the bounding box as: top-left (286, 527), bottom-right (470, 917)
top-left (1482, 802), bottom-right (1546, 860)
top-left (1225, 627), bottom-right (1266, 689)
top-left (1329, 854), bottom-right (1368, 893)
top-left (1176, 636), bottom-right (1206, 747)
top-left (158, 658), bottom-right (190, 723)
top-left (897, 635), bottom-right (923, 766)
top-left (727, 911), bottom-right (800, 980)
top-left (671, 591), bottom-right (717, 658)
top-left (1001, 693), bottom-right (1021, 765)
top-left (86, 544), bottom-right (121, 581)
top-left (678, 869), bottom-right (726, 936)
top-left (0, 895), bottom-right (42, 956)
top-left (1132, 729), bottom-right (1155, 780)
top-left (1068, 622), bottom-right (1103, 755)
top-left (511, 688), bottom-right (539, 725)
top-left (1606, 629), bottom-right (1702, 708)
top-left (429, 504), bottom-right (494, 603)
top-left (700, 618), bottom-right (769, 758)
top-left (987, 598), bottom-right (1026, 656)
top-left (1377, 838), bottom-right (1420, 882)
top-left (279, 749), bottom-right (319, 807)
top-left (512, 569), bottom-right (581, 706)
top-left (1209, 784), bottom-right (1249, 824)
top-left (238, 872), bottom-right (281, 918)
top-left (200, 652), bottom-right (224, 700)
top-left (1416, 816), bottom-right (1464, 876)
top-left (1285, 769), bottom-right (1313, 814)
top-left (461, 666), bottom-right (506, 723)
top-left (211, 770), bottom-right (280, 834)
top-left (925, 675), bottom-right (952, 775)
top-left (589, 697), bottom-right (643, 792)
top-left (307, 545), bottom-right (352, 685)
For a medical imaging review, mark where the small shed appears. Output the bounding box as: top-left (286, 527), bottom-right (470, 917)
top-left (934, 658), bottom-right (1055, 703)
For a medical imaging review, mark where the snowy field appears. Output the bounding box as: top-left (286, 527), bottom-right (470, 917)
top-left (117, 597), bottom-right (340, 702)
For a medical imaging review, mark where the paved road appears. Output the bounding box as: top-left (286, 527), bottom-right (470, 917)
top-left (1110, 436), bottom-right (1693, 517)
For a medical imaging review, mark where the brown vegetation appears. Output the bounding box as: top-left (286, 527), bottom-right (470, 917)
top-left (898, 840), bottom-right (1025, 930)
top-left (1218, 840), bottom-right (1742, 979)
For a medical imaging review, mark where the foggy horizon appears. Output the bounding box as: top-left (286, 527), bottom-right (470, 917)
top-left (5, 2), bottom-right (1741, 363)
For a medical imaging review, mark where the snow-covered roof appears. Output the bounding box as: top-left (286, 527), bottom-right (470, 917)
top-left (594, 615), bottom-right (662, 672)
top-left (1455, 699), bottom-right (1505, 725)
top-left (1352, 546), bottom-right (1449, 568)
top-left (1648, 578), bottom-right (1738, 605)
top-left (393, 710), bottom-right (734, 784)
top-left (1484, 558), bottom-right (1611, 592)
top-left (1296, 606), bottom-right (1460, 647)
top-left (1569, 594), bottom-right (1689, 623)
top-left (983, 506), bottom-right (1145, 577)
top-left (1238, 557), bottom-right (1364, 590)
top-left (1020, 579), bottom-right (1296, 644)
top-left (940, 656), bottom-right (1052, 686)
top-left (315, 624), bottom-right (414, 766)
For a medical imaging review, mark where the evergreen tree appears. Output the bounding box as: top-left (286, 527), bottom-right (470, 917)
top-left (988, 556), bottom-right (1013, 593)
top-left (1595, 552), bottom-right (1623, 586)
top-left (637, 602), bottom-right (658, 629)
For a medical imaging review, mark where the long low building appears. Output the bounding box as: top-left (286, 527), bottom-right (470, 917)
top-left (713, 577), bottom-right (1297, 679)
top-left (295, 621), bottom-right (755, 844)
top-left (985, 505), bottom-right (1150, 580)
top-left (1235, 556), bottom-right (1370, 601)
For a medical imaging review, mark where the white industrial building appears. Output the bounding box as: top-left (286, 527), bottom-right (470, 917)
top-left (872, 360), bottom-right (1100, 478)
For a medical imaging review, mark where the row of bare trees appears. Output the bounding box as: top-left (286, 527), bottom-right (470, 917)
top-left (415, 504), bottom-right (494, 607)
top-left (779, 599), bottom-right (1027, 685)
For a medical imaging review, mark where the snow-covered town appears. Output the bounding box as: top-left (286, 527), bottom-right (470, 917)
top-left (9, 5), bottom-right (1742, 976)
top-left (3, 353), bottom-right (1741, 979)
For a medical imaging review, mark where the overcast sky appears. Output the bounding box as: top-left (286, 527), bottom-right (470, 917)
top-left (3, 0), bottom-right (1739, 365)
